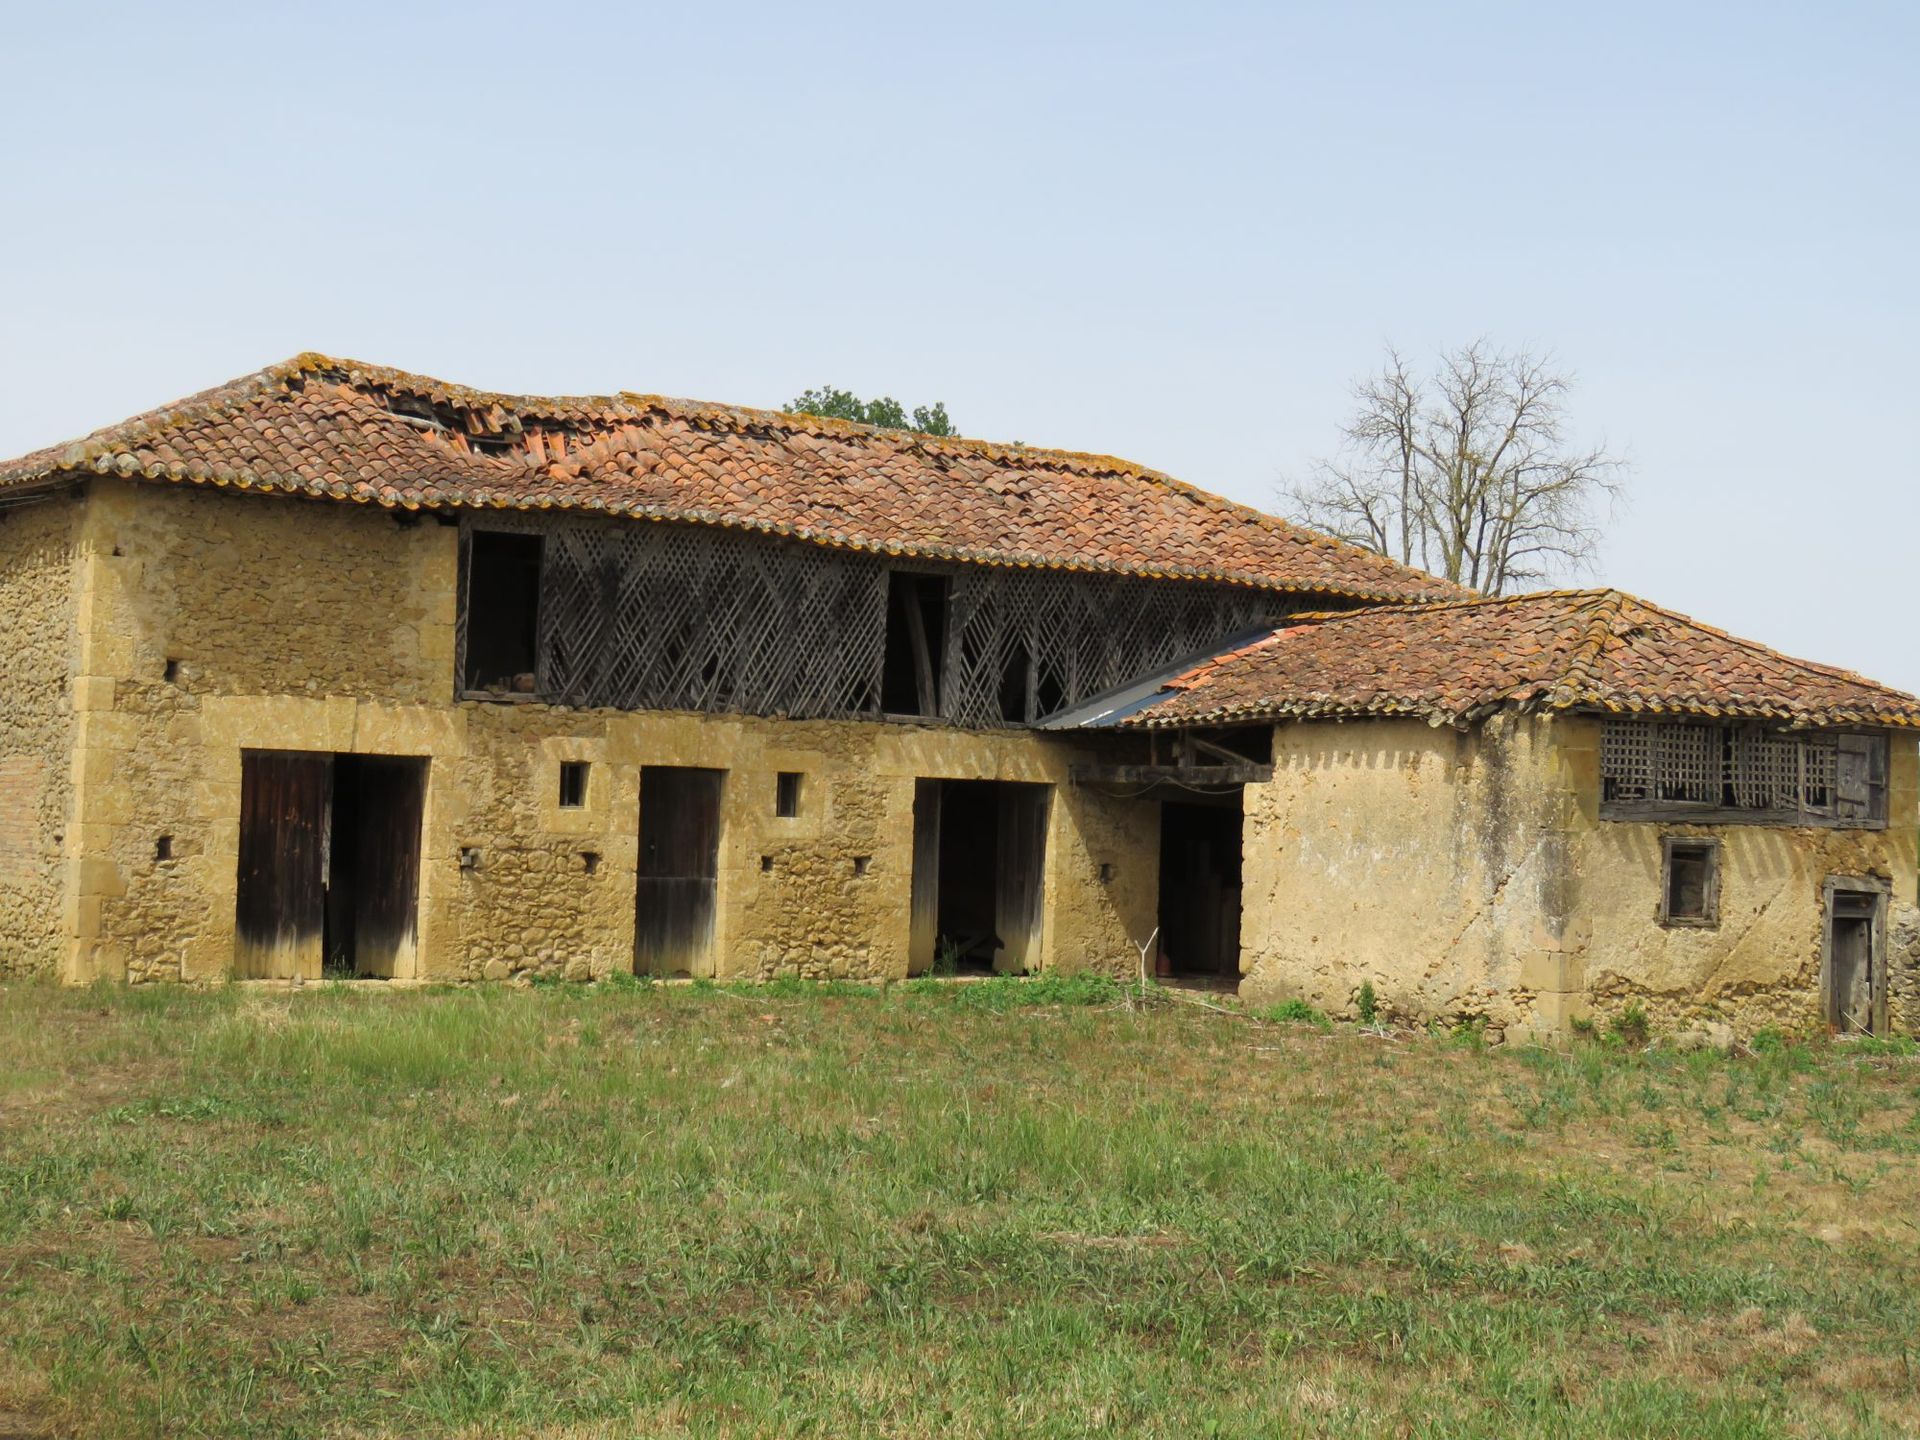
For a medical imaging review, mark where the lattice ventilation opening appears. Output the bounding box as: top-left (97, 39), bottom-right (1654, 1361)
top-left (458, 513), bottom-right (1303, 728)
top-left (1601, 719), bottom-right (1887, 825)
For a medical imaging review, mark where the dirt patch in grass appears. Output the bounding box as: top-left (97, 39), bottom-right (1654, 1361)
top-left (0, 1363), bottom-right (55, 1440)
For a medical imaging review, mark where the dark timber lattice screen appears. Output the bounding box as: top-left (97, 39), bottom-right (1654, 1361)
top-left (541, 516), bottom-right (887, 716)
top-left (457, 515), bottom-right (1295, 725)
top-left (942, 564), bottom-right (1290, 727)
top-left (1599, 718), bottom-right (1887, 827)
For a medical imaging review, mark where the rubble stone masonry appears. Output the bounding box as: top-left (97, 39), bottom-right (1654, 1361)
top-left (47, 479), bottom-right (1155, 985)
top-left (0, 496), bottom-right (79, 978)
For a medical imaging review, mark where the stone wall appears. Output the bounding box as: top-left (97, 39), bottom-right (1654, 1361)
top-left (62, 479), bottom-right (457, 982)
top-left (1239, 711), bottom-right (1920, 1039)
top-left (0, 496), bottom-right (79, 978)
top-left (431, 709), bottom-right (1157, 985)
top-left (60, 480), bottom-right (1157, 984)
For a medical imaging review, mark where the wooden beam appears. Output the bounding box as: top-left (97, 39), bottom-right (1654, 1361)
top-left (1190, 735), bottom-right (1264, 767)
top-left (1069, 763), bottom-right (1272, 787)
top-left (900, 581), bottom-right (938, 717)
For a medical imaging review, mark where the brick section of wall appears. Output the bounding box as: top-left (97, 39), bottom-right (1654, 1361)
top-left (0, 757), bottom-right (46, 890)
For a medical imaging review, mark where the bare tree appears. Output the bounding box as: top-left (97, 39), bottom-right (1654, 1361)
top-left (1284, 343), bottom-right (1625, 594)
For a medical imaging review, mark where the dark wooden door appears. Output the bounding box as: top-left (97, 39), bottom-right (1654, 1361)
top-left (1827, 891), bottom-right (1879, 1034)
top-left (994, 784), bottom-right (1050, 974)
top-left (635, 767), bottom-right (724, 975)
top-left (235, 751), bottom-right (332, 979)
top-left (908, 779), bottom-right (942, 975)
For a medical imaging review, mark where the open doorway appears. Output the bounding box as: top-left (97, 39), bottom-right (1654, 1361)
top-left (635, 766), bottom-right (725, 976)
top-left (909, 779), bottom-right (1049, 975)
top-left (1156, 794), bottom-right (1243, 983)
top-left (234, 751), bottom-right (429, 980)
top-left (324, 757), bottom-right (431, 978)
top-left (1824, 880), bottom-right (1887, 1035)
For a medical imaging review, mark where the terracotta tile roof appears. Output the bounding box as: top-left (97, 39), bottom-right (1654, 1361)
top-left (1120, 589), bottom-right (1920, 730)
top-left (0, 354), bottom-right (1460, 604)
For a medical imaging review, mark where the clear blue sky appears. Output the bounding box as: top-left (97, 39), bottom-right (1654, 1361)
top-left (4, 2), bottom-right (1915, 689)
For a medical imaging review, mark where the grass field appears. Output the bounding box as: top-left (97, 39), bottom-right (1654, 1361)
top-left (3, 976), bottom-right (1919, 1438)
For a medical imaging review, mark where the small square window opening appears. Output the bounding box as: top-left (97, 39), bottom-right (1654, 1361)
top-left (558, 761), bottom-right (590, 809)
top-left (775, 771), bottom-right (803, 818)
top-left (1661, 838), bottom-right (1719, 927)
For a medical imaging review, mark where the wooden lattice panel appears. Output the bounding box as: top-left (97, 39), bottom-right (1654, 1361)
top-left (458, 513), bottom-right (887, 718)
top-left (946, 566), bottom-right (1290, 726)
top-left (1733, 730), bottom-right (1802, 811)
top-left (1798, 733), bottom-right (1838, 810)
top-left (1603, 719), bottom-right (1878, 824)
top-left (459, 515), bottom-right (1295, 726)
top-left (1657, 723), bottom-right (1722, 804)
top-left (1600, 720), bottom-right (1654, 800)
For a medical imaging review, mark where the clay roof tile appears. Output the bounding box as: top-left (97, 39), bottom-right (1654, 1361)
top-left (1120, 589), bottom-right (1920, 731)
top-left (0, 353), bottom-right (1461, 604)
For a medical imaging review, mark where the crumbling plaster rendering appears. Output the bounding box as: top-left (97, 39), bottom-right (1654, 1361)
top-left (1238, 712), bottom-right (1918, 1038)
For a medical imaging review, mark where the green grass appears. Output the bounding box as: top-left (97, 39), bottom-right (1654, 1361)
top-left (3, 978), bottom-right (1920, 1437)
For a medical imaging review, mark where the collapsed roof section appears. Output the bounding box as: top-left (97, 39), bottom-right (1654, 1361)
top-left (0, 353), bottom-right (1462, 605)
top-left (1103, 589), bottom-right (1920, 731)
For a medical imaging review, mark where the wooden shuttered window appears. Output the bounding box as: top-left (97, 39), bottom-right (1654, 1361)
top-left (1835, 733), bottom-right (1888, 825)
top-left (1600, 720), bottom-right (1888, 828)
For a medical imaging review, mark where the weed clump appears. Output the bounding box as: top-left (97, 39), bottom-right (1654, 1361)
top-left (1445, 1015), bottom-right (1490, 1051)
top-left (1842, 1034), bottom-right (1918, 1058)
top-left (1612, 1002), bottom-right (1652, 1049)
top-left (1356, 981), bottom-right (1379, 1026)
top-left (1257, 998), bottom-right (1329, 1027)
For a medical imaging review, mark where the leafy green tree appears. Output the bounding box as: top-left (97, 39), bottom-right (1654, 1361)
top-left (786, 385), bottom-right (955, 437)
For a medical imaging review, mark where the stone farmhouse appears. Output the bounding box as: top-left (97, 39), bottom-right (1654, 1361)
top-left (0, 354), bottom-right (1912, 1040)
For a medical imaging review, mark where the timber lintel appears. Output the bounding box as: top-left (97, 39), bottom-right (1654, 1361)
top-left (1068, 763), bottom-right (1272, 786)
